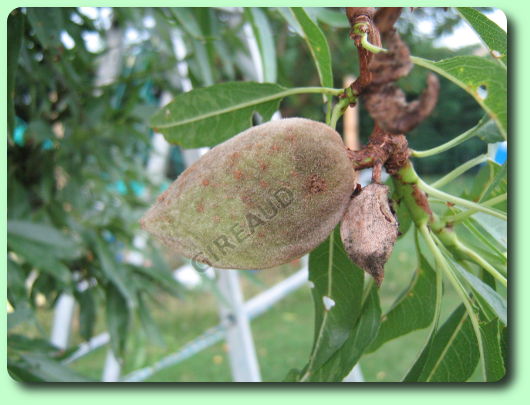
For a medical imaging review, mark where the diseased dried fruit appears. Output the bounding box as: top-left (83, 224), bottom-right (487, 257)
top-left (141, 118), bottom-right (357, 269)
top-left (340, 183), bottom-right (398, 286)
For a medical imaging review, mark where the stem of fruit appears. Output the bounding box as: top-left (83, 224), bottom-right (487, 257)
top-left (288, 86), bottom-right (345, 97)
top-left (353, 22), bottom-right (387, 54)
top-left (329, 97), bottom-right (352, 130)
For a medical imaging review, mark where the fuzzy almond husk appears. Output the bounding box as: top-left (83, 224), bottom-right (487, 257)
top-left (141, 118), bottom-right (357, 270)
top-left (340, 183), bottom-right (398, 286)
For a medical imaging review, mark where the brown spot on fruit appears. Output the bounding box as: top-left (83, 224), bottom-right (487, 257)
top-left (233, 170), bottom-right (243, 180)
top-left (202, 179), bottom-right (210, 186)
top-left (307, 174), bottom-right (327, 194)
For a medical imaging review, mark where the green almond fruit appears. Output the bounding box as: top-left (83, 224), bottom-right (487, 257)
top-left (141, 118), bottom-right (356, 269)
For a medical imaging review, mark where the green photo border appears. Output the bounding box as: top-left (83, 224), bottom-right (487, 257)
top-left (2, 0), bottom-right (526, 402)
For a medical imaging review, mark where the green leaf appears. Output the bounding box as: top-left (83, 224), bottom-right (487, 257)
top-left (19, 353), bottom-right (94, 382)
top-left (404, 305), bottom-right (479, 382)
top-left (290, 8), bottom-right (333, 90)
top-left (106, 284), bottom-right (131, 359)
top-left (307, 283), bottom-right (381, 382)
top-left (472, 213), bottom-right (507, 249)
top-left (132, 254), bottom-right (182, 298)
top-left (245, 8), bottom-right (277, 83)
top-left (468, 160), bottom-right (506, 205)
top-left (412, 55), bottom-right (507, 139)
top-left (463, 217), bottom-right (506, 255)
top-left (8, 334), bottom-right (59, 355)
top-left (76, 289), bottom-right (96, 341)
top-left (7, 220), bottom-right (81, 254)
top-left (7, 9), bottom-right (24, 138)
top-left (474, 115), bottom-right (504, 143)
top-left (301, 227), bottom-right (365, 377)
top-left (276, 8), bottom-right (303, 36)
top-left (167, 8), bottom-right (203, 39)
top-left (306, 8), bottom-right (350, 28)
top-left (92, 234), bottom-right (137, 308)
top-left (7, 235), bottom-right (72, 285)
top-left (368, 253), bottom-right (437, 352)
top-left (150, 82), bottom-right (287, 148)
top-left (480, 318), bottom-right (506, 381)
top-left (452, 261), bottom-right (507, 325)
top-left (26, 8), bottom-right (64, 49)
top-left (7, 307), bottom-right (34, 330)
top-left (457, 7), bottom-right (507, 66)
top-left (138, 294), bottom-right (166, 347)
top-left (7, 258), bottom-right (28, 307)
top-left (283, 368), bottom-right (302, 382)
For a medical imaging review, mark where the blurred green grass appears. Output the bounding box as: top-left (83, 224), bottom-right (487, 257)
top-left (18, 174), bottom-right (479, 382)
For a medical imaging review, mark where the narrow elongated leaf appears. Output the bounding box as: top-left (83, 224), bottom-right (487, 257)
top-left (93, 234), bottom-right (137, 308)
top-left (404, 305), bottom-right (479, 382)
top-left (412, 56), bottom-right (507, 138)
top-left (463, 218), bottom-right (506, 258)
top-left (8, 220), bottom-right (80, 253)
top-left (301, 227), bottom-right (365, 376)
top-left (134, 265), bottom-right (183, 297)
top-left (8, 334), bottom-right (60, 355)
top-left (7, 9), bottom-right (24, 137)
top-left (7, 307), bottom-right (33, 330)
top-left (290, 8), bottom-right (333, 89)
top-left (474, 115), bottom-right (504, 143)
top-left (7, 235), bottom-right (72, 284)
top-left (150, 82), bottom-right (287, 147)
top-left (276, 8), bottom-right (303, 36)
top-left (368, 254), bottom-right (437, 352)
top-left (472, 213), bottom-right (507, 248)
top-left (191, 38), bottom-right (214, 86)
top-left (26, 8), bottom-right (64, 49)
top-left (480, 318), bottom-right (506, 381)
top-left (452, 261), bottom-right (507, 325)
top-left (19, 353), bottom-right (93, 382)
top-left (468, 160), bottom-right (506, 206)
top-left (306, 8), bottom-right (350, 28)
top-left (245, 8), bottom-right (277, 83)
top-left (76, 289), bottom-right (96, 341)
top-left (457, 7), bottom-right (507, 66)
top-left (106, 284), bottom-right (131, 358)
top-left (7, 258), bottom-right (27, 307)
top-left (307, 283), bottom-right (381, 382)
top-left (138, 295), bottom-right (166, 347)
top-left (168, 8), bottom-right (202, 39)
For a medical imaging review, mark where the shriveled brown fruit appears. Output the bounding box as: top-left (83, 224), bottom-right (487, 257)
top-left (141, 118), bottom-right (357, 270)
top-left (340, 183), bottom-right (398, 286)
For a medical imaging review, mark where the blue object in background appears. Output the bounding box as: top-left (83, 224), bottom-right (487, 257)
top-left (494, 141), bottom-right (507, 165)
